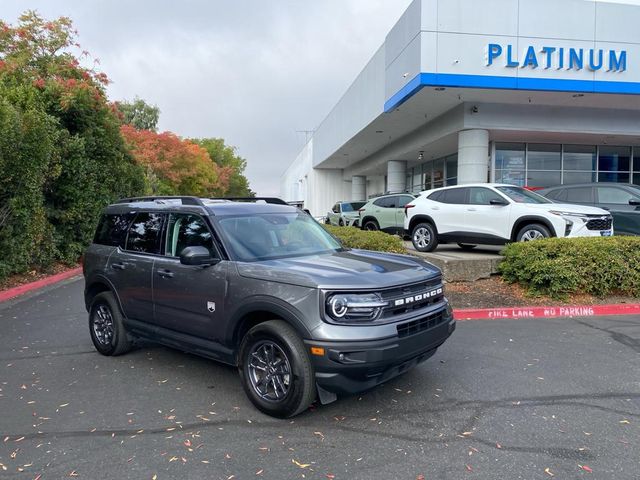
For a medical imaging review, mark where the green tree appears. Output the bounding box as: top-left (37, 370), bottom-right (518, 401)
top-left (191, 138), bottom-right (254, 197)
top-left (116, 96), bottom-right (160, 131)
top-left (0, 11), bottom-right (145, 276)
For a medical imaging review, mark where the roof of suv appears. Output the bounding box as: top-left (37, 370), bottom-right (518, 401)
top-left (104, 196), bottom-right (299, 216)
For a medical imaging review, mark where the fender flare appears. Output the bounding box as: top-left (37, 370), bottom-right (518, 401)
top-left (227, 296), bottom-right (314, 347)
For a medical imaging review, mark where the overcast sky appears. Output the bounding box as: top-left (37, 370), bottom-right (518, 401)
top-left (0, 0), bottom-right (412, 195)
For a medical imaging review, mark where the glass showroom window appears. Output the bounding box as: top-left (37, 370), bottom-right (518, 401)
top-left (598, 146), bottom-right (631, 183)
top-left (633, 147), bottom-right (640, 186)
top-left (563, 145), bottom-right (596, 184)
top-left (495, 143), bottom-right (525, 186)
top-left (526, 144), bottom-right (561, 188)
top-left (433, 158), bottom-right (445, 189)
top-left (445, 154), bottom-right (458, 186)
top-left (413, 164), bottom-right (423, 192)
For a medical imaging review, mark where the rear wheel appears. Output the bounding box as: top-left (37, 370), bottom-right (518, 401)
top-left (363, 219), bottom-right (379, 231)
top-left (89, 292), bottom-right (132, 356)
top-left (516, 223), bottom-right (551, 242)
top-left (457, 243), bottom-right (477, 251)
top-left (411, 222), bottom-right (438, 252)
top-left (238, 320), bottom-right (315, 418)
top-left (338, 218), bottom-right (344, 227)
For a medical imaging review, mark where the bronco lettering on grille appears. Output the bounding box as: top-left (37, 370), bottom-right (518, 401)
top-left (393, 287), bottom-right (443, 307)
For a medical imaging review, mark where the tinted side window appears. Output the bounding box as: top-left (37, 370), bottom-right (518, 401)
top-left (441, 188), bottom-right (468, 205)
top-left (126, 212), bottom-right (164, 254)
top-left (165, 214), bottom-right (215, 257)
top-left (93, 213), bottom-right (134, 247)
top-left (565, 187), bottom-right (592, 203)
top-left (544, 189), bottom-right (565, 201)
top-left (373, 197), bottom-right (395, 208)
top-left (468, 187), bottom-right (504, 205)
top-left (427, 191), bottom-right (444, 202)
top-left (596, 187), bottom-right (636, 204)
top-left (397, 195), bottom-right (414, 208)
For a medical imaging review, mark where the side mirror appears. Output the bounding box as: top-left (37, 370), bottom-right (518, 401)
top-left (489, 198), bottom-right (509, 206)
top-left (629, 199), bottom-right (640, 206)
top-left (179, 246), bottom-right (219, 266)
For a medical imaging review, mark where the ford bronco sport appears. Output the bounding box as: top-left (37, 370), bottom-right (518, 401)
top-left (83, 196), bottom-right (455, 417)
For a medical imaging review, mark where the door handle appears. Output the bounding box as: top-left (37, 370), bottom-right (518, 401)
top-left (111, 263), bottom-right (126, 270)
top-left (467, 208), bottom-right (477, 211)
top-left (157, 269), bottom-right (174, 278)
top-left (602, 207), bottom-right (610, 211)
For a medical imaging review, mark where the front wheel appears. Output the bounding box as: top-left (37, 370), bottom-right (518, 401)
top-left (516, 223), bottom-right (550, 242)
top-left (411, 222), bottom-right (438, 252)
top-left (238, 320), bottom-right (316, 418)
top-left (338, 218), bottom-right (344, 227)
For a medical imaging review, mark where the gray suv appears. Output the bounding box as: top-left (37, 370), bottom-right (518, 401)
top-left (83, 196), bottom-right (455, 417)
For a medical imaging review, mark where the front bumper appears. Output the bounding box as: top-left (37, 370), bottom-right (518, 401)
top-left (305, 310), bottom-right (455, 396)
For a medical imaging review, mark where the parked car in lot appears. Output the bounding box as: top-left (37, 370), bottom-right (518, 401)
top-left (326, 201), bottom-right (366, 227)
top-left (538, 183), bottom-right (640, 236)
top-left (404, 184), bottom-right (613, 252)
top-left (84, 196), bottom-right (455, 418)
top-left (358, 193), bottom-right (416, 233)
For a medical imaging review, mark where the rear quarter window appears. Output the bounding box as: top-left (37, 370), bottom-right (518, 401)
top-left (93, 213), bottom-right (134, 247)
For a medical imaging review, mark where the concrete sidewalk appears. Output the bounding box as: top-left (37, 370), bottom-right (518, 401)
top-left (405, 242), bottom-right (503, 282)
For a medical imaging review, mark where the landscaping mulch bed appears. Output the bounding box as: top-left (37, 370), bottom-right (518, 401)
top-left (0, 264), bottom-right (79, 292)
top-left (446, 275), bottom-right (638, 309)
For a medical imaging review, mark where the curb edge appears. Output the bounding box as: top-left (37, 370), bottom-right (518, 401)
top-left (0, 267), bottom-right (83, 303)
top-left (453, 303), bottom-right (640, 320)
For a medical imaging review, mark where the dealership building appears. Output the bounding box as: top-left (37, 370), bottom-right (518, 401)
top-left (280, 0), bottom-right (640, 216)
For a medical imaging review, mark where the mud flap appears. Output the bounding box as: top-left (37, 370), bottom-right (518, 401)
top-left (316, 383), bottom-right (338, 405)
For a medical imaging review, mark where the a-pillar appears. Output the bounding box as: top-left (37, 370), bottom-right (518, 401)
top-left (386, 160), bottom-right (406, 193)
top-left (458, 129), bottom-right (489, 184)
top-left (351, 175), bottom-right (366, 201)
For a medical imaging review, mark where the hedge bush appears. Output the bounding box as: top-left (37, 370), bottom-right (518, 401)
top-left (499, 236), bottom-right (640, 298)
top-left (323, 225), bottom-right (406, 254)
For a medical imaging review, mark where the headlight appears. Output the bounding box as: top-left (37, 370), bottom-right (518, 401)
top-left (325, 293), bottom-right (388, 322)
top-left (549, 210), bottom-right (588, 222)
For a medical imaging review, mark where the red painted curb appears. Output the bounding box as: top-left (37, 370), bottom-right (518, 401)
top-left (454, 303), bottom-right (640, 320)
top-left (0, 267), bottom-right (83, 303)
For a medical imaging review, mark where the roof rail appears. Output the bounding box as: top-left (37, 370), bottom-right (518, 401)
top-left (114, 196), bottom-right (205, 206)
top-left (209, 197), bottom-right (288, 205)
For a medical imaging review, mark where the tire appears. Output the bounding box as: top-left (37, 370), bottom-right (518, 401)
top-left (89, 292), bottom-right (132, 356)
top-left (324, 217), bottom-right (330, 225)
top-left (411, 222), bottom-right (438, 252)
top-left (457, 243), bottom-right (477, 251)
top-left (338, 218), bottom-right (344, 227)
top-left (363, 219), bottom-right (379, 231)
top-left (516, 223), bottom-right (551, 242)
top-left (238, 320), bottom-right (315, 418)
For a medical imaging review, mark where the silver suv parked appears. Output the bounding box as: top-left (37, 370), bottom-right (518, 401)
top-left (83, 196), bottom-right (454, 417)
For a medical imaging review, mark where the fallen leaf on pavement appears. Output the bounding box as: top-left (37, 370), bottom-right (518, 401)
top-left (544, 467), bottom-right (554, 476)
top-left (579, 465), bottom-right (593, 473)
top-left (292, 459), bottom-right (310, 469)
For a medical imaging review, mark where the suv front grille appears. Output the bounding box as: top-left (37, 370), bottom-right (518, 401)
top-left (397, 311), bottom-right (446, 338)
top-left (379, 279), bottom-right (444, 319)
top-left (585, 216), bottom-right (612, 231)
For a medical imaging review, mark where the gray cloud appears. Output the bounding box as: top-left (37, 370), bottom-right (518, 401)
top-left (0, 0), bottom-right (411, 195)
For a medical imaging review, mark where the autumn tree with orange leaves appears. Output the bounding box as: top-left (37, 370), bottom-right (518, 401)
top-left (120, 125), bottom-right (232, 197)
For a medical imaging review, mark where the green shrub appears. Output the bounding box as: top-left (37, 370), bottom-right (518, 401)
top-left (499, 237), bottom-right (640, 298)
top-left (323, 225), bottom-right (406, 254)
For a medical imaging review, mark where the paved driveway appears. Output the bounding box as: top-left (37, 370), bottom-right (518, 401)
top-left (0, 278), bottom-right (638, 479)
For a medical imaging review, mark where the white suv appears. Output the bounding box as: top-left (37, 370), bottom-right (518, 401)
top-left (404, 184), bottom-right (613, 252)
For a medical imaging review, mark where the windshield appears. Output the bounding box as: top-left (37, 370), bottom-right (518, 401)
top-left (496, 186), bottom-right (552, 204)
top-left (341, 202), bottom-right (365, 212)
top-left (216, 213), bottom-right (343, 261)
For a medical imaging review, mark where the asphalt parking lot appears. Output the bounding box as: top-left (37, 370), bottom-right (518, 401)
top-left (0, 278), bottom-right (638, 479)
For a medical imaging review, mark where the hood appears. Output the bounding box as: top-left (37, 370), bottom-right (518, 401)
top-left (524, 203), bottom-right (610, 215)
top-left (236, 249), bottom-right (441, 289)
